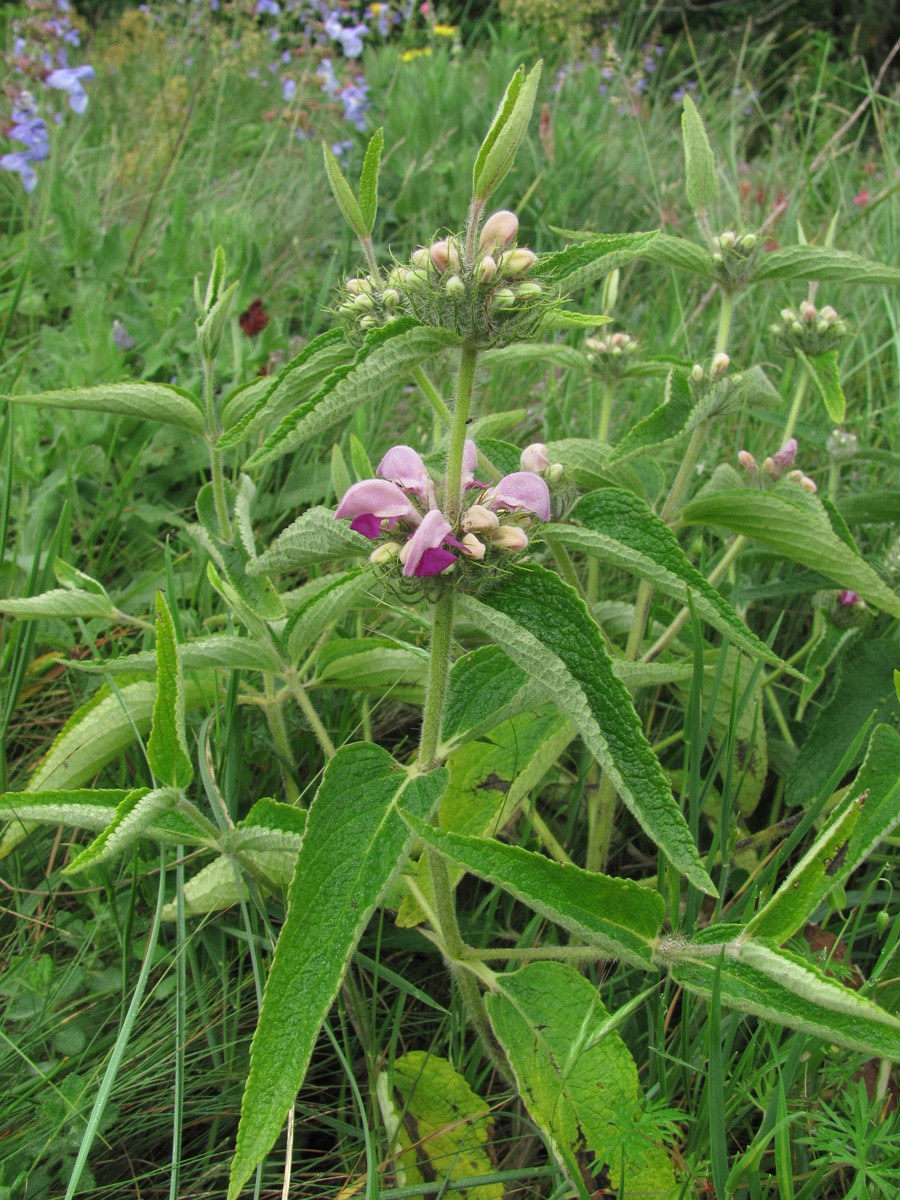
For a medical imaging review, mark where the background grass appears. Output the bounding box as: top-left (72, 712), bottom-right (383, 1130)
top-left (1, 2), bottom-right (899, 1197)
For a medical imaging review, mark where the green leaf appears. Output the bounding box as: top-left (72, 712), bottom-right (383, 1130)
top-left (284, 566), bottom-right (377, 665)
top-left (546, 488), bottom-right (790, 670)
top-left (486, 962), bottom-right (678, 1200)
top-left (219, 328), bottom-right (349, 444)
top-left (843, 724), bottom-right (900, 876)
top-left (147, 592), bottom-right (193, 790)
top-left (0, 788), bottom-right (143, 832)
top-left (457, 564), bottom-right (717, 895)
top-left (311, 637), bottom-right (428, 701)
top-left (73, 636), bottom-right (285, 678)
top-left (681, 94), bottom-right (719, 214)
top-left (358, 127), bottom-right (384, 234)
top-left (745, 789), bottom-right (865, 943)
top-left (838, 490), bottom-right (900, 526)
top-left (3, 382), bottom-right (205, 435)
top-left (245, 320), bottom-right (463, 469)
top-left (472, 62), bottom-right (542, 204)
top-left (665, 935), bottom-right (900, 1059)
top-left (54, 559), bottom-right (112, 597)
top-left (682, 486), bottom-right (900, 617)
top-left (641, 233), bottom-right (714, 276)
top-left (0, 588), bottom-right (118, 620)
top-left (378, 1052), bottom-right (501, 1198)
top-left (797, 348), bottom-right (845, 423)
top-left (322, 141), bottom-right (367, 239)
top-left (201, 244), bottom-right (227, 311)
top-left (541, 310), bottom-right (612, 330)
top-left (227, 745), bottom-right (447, 1200)
top-left (252, 506), bottom-right (372, 574)
top-left (785, 639), bottom-right (900, 807)
top-left (482, 342), bottom-right (589, 372)
top-left (349, 432), bottom-right (373, 480)
top-left (397, 709), bottom-right (574, 927)
top-left (403, 812), bottom-right (663, 966)
top-left (64, 786), bottom-right (185, 873)
top-left (197, 278), bottom-right (239, 361)
top-left (440, 646), bottom-right (535, 749)
top-left (537, 231), bottom-right (659, 294)
top-left (610, 368), bottom-right (693, 463)
top-left (752, 245), bottom-right (900, 285)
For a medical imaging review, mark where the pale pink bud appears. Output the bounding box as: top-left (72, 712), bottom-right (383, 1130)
top-left (738, 450), bottom-right (758, 474)
top-left (430, 239), bottom-right (460, 273)
top-left (484, 471), bottom-right (551, 520)
top-left (711, 352), bottom-right (730, 375)
top-left (800, 475), bottom-right (817, 492)
top-left (800, 300), bottom-right (817, 323)
top-left (490, 525), bottom-right (529, 551)
top-left (461, 504), bottom-right (499, 534)
top-left (690, 364), bottom-right (704, 382)
top-left (369, 541), bottom-right (402, 565)
top-left (345, 277), bottom-right (362, 294)
top-left (479, 210), bottom-right (519, 255)
top-left (461, 533), bottom-right (486, 560)
top-left (762, 456), bottom-right (776, 475)
top-left (585, 338), bottom-right (608, 354)
top-left (478, 255), bottom-right (498, 283)
top-left (499, 247), bottom-right (537, 277)
top-left (411, 247), bottom-right (431, 268)
top-left (772, 438), bottom-right (797, 472)
top-left (520, 443), bottom-right (551, 473)
top-left (819, 305), bottom-right (838, 322)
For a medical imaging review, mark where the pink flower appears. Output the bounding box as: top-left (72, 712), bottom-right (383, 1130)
top-left (853, 189), bottom-right (869, 207)
top-left (400, 510), bottom-right (459, 577)
top-left (334, 479), bottom-right (419, 538)
top-left (377, 444), bottom-right (436, 508)
top-left (483, 471), bottom-right (551, 520)
top-left (772, 438), bottom-right (797, 473)
top-left (839, 590), bottom-right (861, 606)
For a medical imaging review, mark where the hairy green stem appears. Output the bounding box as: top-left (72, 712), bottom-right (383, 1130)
top-left (443, 345), bottom-right (479, 522)
top-left (417, 591), bottom-right (454, 769)
top-left (285, 673), bottom-right (335, 760)
top-left (782, 366), bottom-right (810, 442)
top-left (413, 364), bottom-right (453, 426)
top-left (597, 380), bottom-right (614, 443)
top-left (263, 676), bottom-right (301, 803)
top-left (715, 290), bottom-right (734, 356)
top-left (586, 774), bottom-right (617, 874)
top-left (203, 358), bottom-right (230, 540)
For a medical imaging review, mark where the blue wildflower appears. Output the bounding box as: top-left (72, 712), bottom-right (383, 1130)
top-left (256, 0), bottom-right (281, 13)
top-left (282, 76), bottom-right (297, 101)
top-left (45, 65), bottom-right (95, 114)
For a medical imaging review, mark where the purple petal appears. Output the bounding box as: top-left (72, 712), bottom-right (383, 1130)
top-left (377, 444), bottom-right (435, 506)
top-left (413, 546), bottom-right (457, 577)
top-left (349, 512), bottom-right (383, 539)
top-left (485, 472), bottom-right (551, 520)
top-left (402, 509), bottom-right (454, 577)
top-left (772, 438), bottom-right (798, 472)
top-left (334, 478), bottom-right (419, 524)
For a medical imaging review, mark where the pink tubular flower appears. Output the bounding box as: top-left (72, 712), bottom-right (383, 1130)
top-left (401, 509), bottom-right (458, 577)
top-left (377, 444), bottom-right (436, 508)
top-left (483, 471), bottom-right (551, 520)
top-left (334, 479), bottom-right (419, 538)
top-left (772, 438), bottom-right (798, 473)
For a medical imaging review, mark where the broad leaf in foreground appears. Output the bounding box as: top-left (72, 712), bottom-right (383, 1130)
top-left (458, 564), bottom-right (716, 894)
top-left (486, 962), bottom-right (678, 1199)
top-left (547, 488), bottom-right (789, 670)
top-left (147, 592), bottom-right (193, 790)
top-left (228, 744), bottom-right (447, 1200)
top-left (537, 230), bottom-right (659, 294)
top-left (402, 812), bottom-right (663, 967)
top-left (2, 381), bottom-right (206, 435)
top-left (664, 934), bottom-right (900, 1059)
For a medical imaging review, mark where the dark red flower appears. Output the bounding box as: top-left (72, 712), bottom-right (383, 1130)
top-left (239, 298), bottom-right (269, 338)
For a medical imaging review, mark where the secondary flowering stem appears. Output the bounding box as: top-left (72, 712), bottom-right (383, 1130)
top-left (444, 345), bottom-right (479, 523)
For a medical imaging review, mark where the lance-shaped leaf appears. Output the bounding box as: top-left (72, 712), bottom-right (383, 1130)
top-left (0, 786), bottom-right (212, 848)
top-left (797, 347), bottom-right (845, 423)
top-left (244, 320), bottom-right (463, 468)
top-left (745, 790), bottom-right (866, 944)
top-left (378, 1052), bottom-right (501, 1198)
top-left (358, 127), bottom-right (384, 234)
top-left (665, 934), bottom-right (900, 1060)
top-left (72, 636), bottom-right (284, 678)
top-left (284, 565), bottom-right (378, 665)
top-left (64, 786), bottom-right (186, 874)
top-left (546, 488), bottom-right (790, 671)
top-left (251, 505), bottom-right (372, 574)
top-left (2, 381), bottom-right (205, 435)
top-left (0, 588), bottom-right (118, 620)
top-left (486, 962), bottom-right (678, 1200)
top-left (440, 645), bottom-right (541, 750)
top-left (472, 62), bottom-right (542, 203)
top-left (310, 637), bottom-right (428, 702)
top-left (682, 486), bottom-right (900, 617)
top-left (148, 592), bottom-right (193, 790)
top-left (457, 564), bottom-right (717, 895)
top-left (610, 368), bottom-right (693, 463)
top-left (537, 230), bottom-right (659, 294)
top-left (642, 232), bottom-right (714, 276)
top-left (752, 245), bottom-right (900, 285)
top-left (227, 745), bottom-right (447, 1200)
top-left (838, 490), bottom-right (900, 526)
top-left (403, 812), bottom-right (663, 967)
top-left (322, 141), bottom-right (367, 239)
top-left (681, 94), bottom-right (718, 214)
top-left (219, 328), bottom-right (349, 444)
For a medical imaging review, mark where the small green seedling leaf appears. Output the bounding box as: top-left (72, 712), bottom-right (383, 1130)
top-left (147, 592), bottom-right (193, 790)
top-left (228, 745), bottom-right (447, 1200)
top-left (472, 62), bottom-right (542, 204)
top-left (323, 141), bottom-right (367, 240)
top-left (358, 127), bottom-right (384, 234)
top-left (681, 94), bottom-right (719, 215)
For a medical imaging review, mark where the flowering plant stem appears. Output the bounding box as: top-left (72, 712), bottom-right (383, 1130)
top-left (203, 357), bottom-right (231, 540)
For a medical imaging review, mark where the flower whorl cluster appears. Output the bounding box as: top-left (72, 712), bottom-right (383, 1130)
top-left (333, 440), bottom-right (552, 593)
top-left (709, 229), bottom-right (760, 290)
top-left (585, 331), bottom-right (638, 378)
top-left (738, 437), bottom-right (817, 492)
top-left (770, 300), bottom-right (848, 358)
top-left (335, 210), bottom-right (556, 347)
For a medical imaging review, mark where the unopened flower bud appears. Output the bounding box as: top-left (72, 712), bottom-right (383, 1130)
top-left (711, 252), bottom-right (724, 265)
top-left (461, 504), bottom-right (499, 534)
top-left (586, 338), bottom-right (608, 354)
top-left (382, 288), bottom-right (400, 309)
top-left (411, 247), bottom-right (431, 269)
top-left (800, 300), bottom-right (817, 323)
top-left (610, 332), bottom-right (629, 348)
top-left (358, 315), bottom-right (378, 329)
top-left (816, 319), bottom-right (829, 334)
top-left (800, 475), bottom-right (817, 492)
top-left (490, 525), bottom-right (529, 551)
top-left (719, 230), bottom-right (736, 250)
top-left (492, 287), bottom-right (516, 310)
top-left (772, 438), bottom-right (797, 471)
top-left (711, 352), bottom-right (730, 375)
top-left (405, 268), bottom-right (428, 290)
top-left (691, 364), bottom-right (704, 382)
top-left (547, 463), bottom-right (563, 483)
top-left (478, 255), bottom-right (497, 284)
top-left (779, 307), bottom-right (794, 323)
top-left (445, 274), bottom-right (465, 298)
top-left (499, 247), bottom-right (537, 276)
top-left (740, 233), bottom-right (757, 251)
top-left (515, 281), bottom-right (542, 299)
top-left (461, 533), bottom-right (486, 560)
top-left (370, 541), bottom-right (401, 564)
top-left (839, 589), bottom-right (861, 606)
top-left (762, 456), bottom-right (776, 475)
top-left (353, 293), bottom-right (375, 311)
top-left (387, 267), bottom-right (408, 287)
top-left (819, 305), bottom-right (838, 322)
top-left (738, 450), bottom-right (758, 474)
top-left (520, 443), bottom-right (550, 473)
top-left (430, 239), bottom-right (460, 273)
top-left (479, 209), bottom-right (519, 255)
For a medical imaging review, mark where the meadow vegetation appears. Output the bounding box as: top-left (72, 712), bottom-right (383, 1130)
top-left (1, 2), bottom-right (899, 1198)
